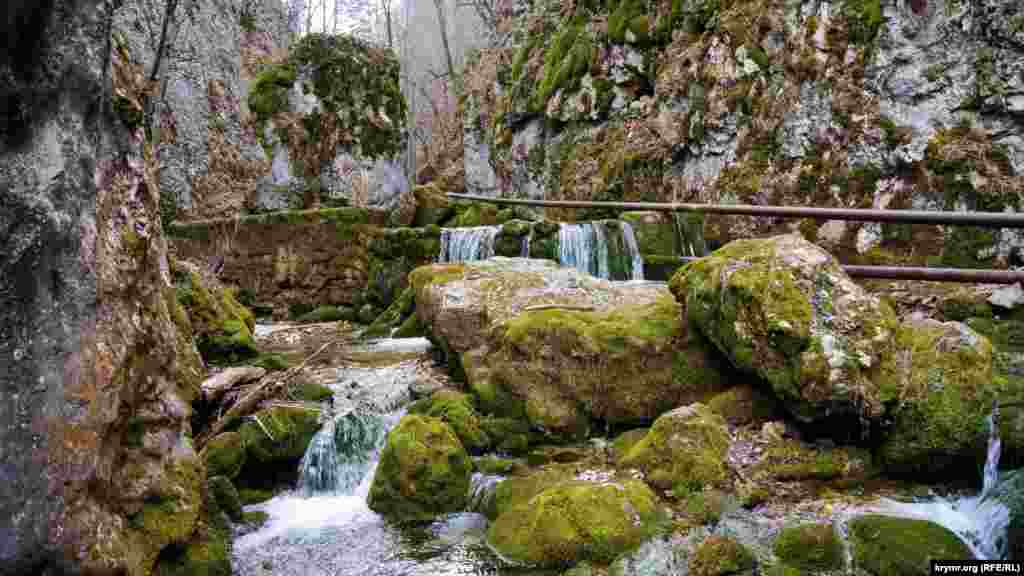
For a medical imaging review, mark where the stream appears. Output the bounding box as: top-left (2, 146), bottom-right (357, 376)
top-left (233, 329), bottom-right (1016, 574)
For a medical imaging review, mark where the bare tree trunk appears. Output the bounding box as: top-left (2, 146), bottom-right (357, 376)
top-left (432, 0), bottom-right (457, 89)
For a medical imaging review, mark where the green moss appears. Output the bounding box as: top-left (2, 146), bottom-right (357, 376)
top-left (393, 312), bottom-right (427, 338)
top-left (773, 523), bottom-right (843, 571)
top-left (252, 353), bottom-right (291, 372)
top-left (241, 510), bottom-right (269, 528)
top-left (368, 415), bottom-right (473, 521)
top-left (684, 489), bottom-right (729, 524)
top-left (849, 515), bottom-right (974, 574)
top-left (487, 479), bottom-right (664, 567)
top-left (878, 321), bottom-right (995, 476)
top-left (296, 305), bottom-right (352, 323)
top-left (201, 431), bottom-right (247, 480)
top-left (237, 406), bottom-right (322, 478)
top-left (533, 19), bottom-right (594, 109)
top-left (707, 385), bottom-right (778, 425)
top-left (294, 380), bottom-right (334, 402)
top-left (408, 389), bottom-right (490, 453)
top-left (474, 455), bottom-right (523, 475)
top-left (207, 476), bottom-right (243, 522)
top-left (130, 458), bottom-right (203, 571)
top-left (248, 63), bottom-right (297, 151)
top-left (237, 488), bottom-right (275, 505)
top-left (689, 535), bottom-right (755, 576)
top-left (610, 428), bottom-right (649, 462)
top-left (842, 0), bottom-right (884, 44)
top-left (620, 404), bottom-right (730, 496)
top-left (479, 416), bottom-right (532, 454)
top-left (364, 286), bottom-right (416, 338)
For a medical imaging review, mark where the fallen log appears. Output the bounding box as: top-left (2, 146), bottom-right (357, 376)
top-left (197, 339), bottom-right (334, 447)
top-left (200, 366), bottom-right (266, 404)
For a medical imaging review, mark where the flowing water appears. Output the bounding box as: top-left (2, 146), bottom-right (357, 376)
top-left (872, 408), bottom-right (1012, 559)
top-left (558, 221), bottom-right (644, 280)
top-left (439, 226), bottom-right (500, 263)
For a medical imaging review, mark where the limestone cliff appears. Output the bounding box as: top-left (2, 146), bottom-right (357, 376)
top-left (463, 0), bottom-right (1024, 265)
top-left (1, 0), bottom-right (208, 573)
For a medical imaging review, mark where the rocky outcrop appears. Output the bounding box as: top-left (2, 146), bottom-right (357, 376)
top-left (172, 259), bottom-right (258, 364)
top-left (113, 0), bottom-right (288, 221)
top-left (464, 0), bottom-right (1024, 264)
top-left (411, 257), bottom-right (733, 440)
top-left (0, 0), bottom-right (210, 572)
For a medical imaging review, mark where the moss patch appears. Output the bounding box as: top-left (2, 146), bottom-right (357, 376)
top-left (201, 431), bottom-right (247, 480)
top-left (849, 515), bottom-right (974, 574)
top-left (689, 535), bottom-right (756, 576)
top-left (408, 389), bottom-right (490, 453)
top-left (773, 523), bottom-right (843, 571)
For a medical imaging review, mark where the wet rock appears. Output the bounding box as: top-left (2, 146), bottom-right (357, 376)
top-left (408, 389), bottom-right (490, 453)
top-left (990, 283), bottom-right (1024, 310)
top-left (368, 415), bottom-right (472, 521)
top-left (236, 405), bottom-right (322, 487)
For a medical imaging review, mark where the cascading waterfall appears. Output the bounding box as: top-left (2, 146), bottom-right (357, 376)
top-left (620, 221), bottom-right (645, 281)
top-left (558, 221), bottom-right (644, 280)
top-left (875, 405), bottom-right (1011, 559)
top-left (438, 226), bottom-right (500, 263)
top-left (467, 473), bottom-right (504, 516)
top-left (520, 232), bottom-right (531, 257)
top-left (297, 411), bottom-right (396, 496)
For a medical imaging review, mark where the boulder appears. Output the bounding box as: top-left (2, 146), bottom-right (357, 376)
top-left (236, 406), bottom-right (322, 487)
top-left (207, 476), bottom-right (243, 523)
top-left (488, 479), bottom-right (664, 567)
top-left (408, 389), bottom-right (490, 453)
top-left (368, 415), bottom-right (473, 521)
top-left (848, 515), bottom-right (974, 574)
top-left (411, 258), bottom-right (732, 440)
top-left (688, 535), bottom-right (756, 576)
top-left (619, 403), bottom-right (731, 495)
top-left (772, 523), bottom-right (843, 572)
top-left (200, 367), bottom-right (266, 404)
top-left (671, 234), bottom-right (900, 425)
top-left (201, 431), bottom-right (247, 479)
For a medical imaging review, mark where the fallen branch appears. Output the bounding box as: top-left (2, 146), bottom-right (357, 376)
top-left (522, 304), bottom-right (595, 312)
top-left (197, 339), bottom-right (334, 446)
top-left (252, 414), bottom-right (275, 441)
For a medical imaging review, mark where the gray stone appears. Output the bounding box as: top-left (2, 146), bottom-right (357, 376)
top-left (989, 283), bottom-right (1024, 310)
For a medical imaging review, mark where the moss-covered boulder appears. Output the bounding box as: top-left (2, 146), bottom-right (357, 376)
top-left (364, 285), bottom-right (416, 339)
top-left (878, 318), bottom-right (997, 476)
top-left (236, 406), bottom-right (322, 487)
top-left (688, 535), bottom-right (756, 576)
top-left (408, 389), bottom-right (491, 453)
top-left (201, 431), bottom-right (247, 480)
top-left (152, 478), bottom-right (232, 576)
top-left (671, 234), bottom-right (899, 425)
top-left (488, 479), bottom-right (664, 567)
top-left (773, 523), bottom-right (843, 572)
top-left (412, 258), bottom-right (731, 441)
top-left (848, 514), bottom-right (973, 575)
top-left (173, 259), bottom-right (258, 364)
top-left (619, 403), bottom-right (730, 495)
top-left (707, 384), bottom-right (779, 426)
top-left (207, 476), bottom-right (243, 523)
top-left (368, 415), bottom-right (473, 521)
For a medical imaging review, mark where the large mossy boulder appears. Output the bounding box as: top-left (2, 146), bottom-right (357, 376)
top-left (235, 406), bottom-right (322, 487)
top-left (878, 318), bottom-right (999, 475)
top-left (670, 234), bottom-right (899, 424)
top-left (688, 535), bottom-right (756, 576)
top-left (619, 403), bottom-right (731, 495)
top-left (368, 414), bottom-right (472, 521)
top-left (772, 523), bottom-right (843, 572)
top-left (848, 515), bottom-right (973, 575)
top-left (413, 183), bottom-right (453, 227)
top-left (411, 258), bottom-right (732, 441)
top-left (173, 259), bottom-right (258, 364)
top-left (487, 479), bottom-right (664, 568)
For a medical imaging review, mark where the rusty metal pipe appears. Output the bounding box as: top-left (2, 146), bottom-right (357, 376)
top-left (671, 256), bottom-right (1024, 284)
top-left (446, 194), bottom-right (1024, 228)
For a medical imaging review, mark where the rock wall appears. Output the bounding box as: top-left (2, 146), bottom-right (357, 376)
top-left (1, 0), bottom-right (206, 573)
top-left (113, 0), bottom-right (289, 222)
top-left (463, 0), bottom-right (1024, 266)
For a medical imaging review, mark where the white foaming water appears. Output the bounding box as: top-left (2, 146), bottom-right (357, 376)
top-left (466, 473), bottom-right (504, 515)
top-left (439, 226), bottom-right (500, 262)
top-left (874, 410), bottom-right (1011, 559)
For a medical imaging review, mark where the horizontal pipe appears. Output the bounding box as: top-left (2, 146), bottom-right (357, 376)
top-left (671, 256), bottom-right (1024, 284)
top-left (447, 194), bottom-right (1024, 228)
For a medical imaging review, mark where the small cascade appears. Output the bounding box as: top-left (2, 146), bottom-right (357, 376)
top-left (620, 221), bottom-right (645, 281)
top-left (520, 232), bottom-right (531, 257)
top-left (875, 405), bottom-right (1011, 559)
top-left (558, 221), bottom-right (644, 280)
top-left (297, 411), bottom-right (395, 496)
top-left (672, 212), bottom-right (707, 257)
top-left (467, 473), bottom-right (504, 516)
top-left (438, 226), bottom-right (500, 263)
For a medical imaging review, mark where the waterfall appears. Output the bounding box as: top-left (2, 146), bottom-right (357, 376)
top-left (620, 222), bottom-right (645, 281)
top-left (297, 411), bottom-right (396, 496)
top-left (558, 221), bottom-right (644, 280)
top-left (875, 406), bottom-right (1011, 559)
top-left (467, 473), bottom-right (504, 516)
top-left (520, 232), bottom-right (531, 257)
top-left (439, 226), bottom-right (500, 263)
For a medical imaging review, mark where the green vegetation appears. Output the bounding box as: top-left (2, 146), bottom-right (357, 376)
top-left (849, 515), bottom-right (973, 574)
top-left (774, 523), bottom-right (843, 571)
top-left (689, 535), bottom-right (756, 576)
